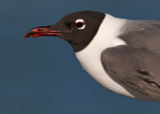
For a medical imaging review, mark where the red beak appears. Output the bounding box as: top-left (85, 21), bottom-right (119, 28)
top-left (24, 26), bottom-right (63, 38)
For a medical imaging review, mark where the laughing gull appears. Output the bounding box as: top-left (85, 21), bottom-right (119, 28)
top-left (25, 10), bottom-right (160, 102)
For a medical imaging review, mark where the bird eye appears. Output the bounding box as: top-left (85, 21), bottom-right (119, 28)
top-left (75, 22), bottom-right (83, 28)
top-left (75, 19), bottom-right (85, 29)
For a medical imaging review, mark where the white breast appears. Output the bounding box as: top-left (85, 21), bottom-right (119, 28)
top-left (75, 14), bottom-right (159, 101)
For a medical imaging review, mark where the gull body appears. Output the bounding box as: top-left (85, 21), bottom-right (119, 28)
top-left (25, 11), bottom-right (160, 101)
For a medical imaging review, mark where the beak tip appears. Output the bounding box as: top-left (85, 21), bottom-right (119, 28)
top-left (24, 34), bottom-right (29, 38)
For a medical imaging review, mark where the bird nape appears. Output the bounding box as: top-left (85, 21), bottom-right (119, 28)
top-left (25, 10), bottom-right (160, 102)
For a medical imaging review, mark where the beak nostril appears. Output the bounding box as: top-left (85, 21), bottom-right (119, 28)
top-left (39, 29), bottom-right (45, 31)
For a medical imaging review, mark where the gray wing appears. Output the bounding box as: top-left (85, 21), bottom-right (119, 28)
top-left (119, 20), bottom-right (160, 54)
top-left (101, 45), bottom-right (160, 99)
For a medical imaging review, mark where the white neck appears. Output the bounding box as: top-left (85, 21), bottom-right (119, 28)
top-left (82, 14), bottom-right (126, 54)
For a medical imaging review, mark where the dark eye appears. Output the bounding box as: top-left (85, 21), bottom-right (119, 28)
top-left (75, 19), bottom-right (86, 29)
top-left (75, 22), bottom-right (84, 28)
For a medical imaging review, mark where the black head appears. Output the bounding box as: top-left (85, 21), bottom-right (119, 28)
top-left (24, 11), bottom-right (105, 52)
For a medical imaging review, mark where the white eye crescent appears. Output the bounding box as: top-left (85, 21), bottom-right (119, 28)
top-left (75, 19), bottom-right (86, 29)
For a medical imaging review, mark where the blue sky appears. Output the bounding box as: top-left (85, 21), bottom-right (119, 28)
top-left (1, 0), bottom-right (160, 114)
